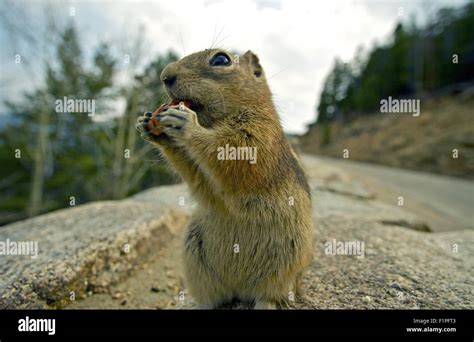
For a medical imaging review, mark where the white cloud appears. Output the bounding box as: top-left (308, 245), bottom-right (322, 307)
top-left (2, 0), bottom-right (461, 133)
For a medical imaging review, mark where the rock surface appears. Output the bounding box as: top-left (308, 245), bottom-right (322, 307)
top-left (0, 197), bottom-right (188, 309)
top-left (0, 155), bottom-right (472, 309)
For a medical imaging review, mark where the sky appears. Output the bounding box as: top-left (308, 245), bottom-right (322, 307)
top-left (0, 0), bottom-right (468, 134)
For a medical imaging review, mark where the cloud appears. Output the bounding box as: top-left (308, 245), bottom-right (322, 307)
top-left (2, 0), bottom-right (462, 133)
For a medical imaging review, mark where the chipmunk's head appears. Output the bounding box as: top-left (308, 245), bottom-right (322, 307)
top-left (160, 49), bottom-right (272, 126)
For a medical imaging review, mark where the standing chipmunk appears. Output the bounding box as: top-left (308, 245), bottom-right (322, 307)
top-left (136, 49), bottom-right (314, 309)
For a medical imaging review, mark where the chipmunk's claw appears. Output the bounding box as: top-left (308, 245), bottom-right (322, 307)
top-left (136, 112), bottom-right (159, 143)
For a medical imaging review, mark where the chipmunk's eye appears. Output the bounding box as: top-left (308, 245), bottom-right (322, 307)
top-left (210, 53), bottom-right (231, 67)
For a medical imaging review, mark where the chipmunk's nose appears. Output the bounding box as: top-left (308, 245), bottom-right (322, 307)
top-left (161, 64), bottom-right (177, 87)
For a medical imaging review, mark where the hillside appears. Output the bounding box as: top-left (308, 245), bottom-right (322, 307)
top-left (300, 94), bottom-right (474, 179)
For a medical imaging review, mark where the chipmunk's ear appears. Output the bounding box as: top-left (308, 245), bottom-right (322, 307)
top-left (242, 50), bottom-right (264, 78)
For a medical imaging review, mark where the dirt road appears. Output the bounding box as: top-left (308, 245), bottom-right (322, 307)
top-left (306, 155), bottom-right (474, 232)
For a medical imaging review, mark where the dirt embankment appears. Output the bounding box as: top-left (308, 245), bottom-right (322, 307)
top-left (300, 95), bottom-right (474, 179)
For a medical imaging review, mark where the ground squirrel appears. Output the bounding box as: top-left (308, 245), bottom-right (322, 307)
top-left (136, 49), bottom-right (314, 309)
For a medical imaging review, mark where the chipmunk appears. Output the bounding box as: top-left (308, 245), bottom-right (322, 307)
top-left (136, 49), bottom-right (314, 309)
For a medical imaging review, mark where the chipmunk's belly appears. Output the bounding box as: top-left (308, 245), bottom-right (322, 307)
top-left (197, 213), bottom-right (301, 294)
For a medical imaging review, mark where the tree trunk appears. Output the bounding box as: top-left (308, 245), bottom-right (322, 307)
top-left (27, 106), bottom-right (49, 217)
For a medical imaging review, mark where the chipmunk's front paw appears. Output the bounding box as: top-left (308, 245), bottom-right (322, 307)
top-left (136, 111), bottom-right (154, 140)
top-left (160, 103), bottom-right (200, 144)
top-left (136, 111), bottom-right (170, 145)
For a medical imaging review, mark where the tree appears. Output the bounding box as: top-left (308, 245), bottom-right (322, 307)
top-left (0, 2), bottom-right (178, 224)
top-left (312, 0), bottom-right (474, 129)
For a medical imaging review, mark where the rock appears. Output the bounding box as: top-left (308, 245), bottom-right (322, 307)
top-left (312, 179), bottom-right (375, 200)
top-left (294, 216), bottom-right (473, 309)
top-left (112, 292), bottom-right (123, 299)
top-left (0, 194), bottom-right (188, 309)
top-left (131, 184), bottom-right (194, 214)
top-left (0, 155), bottom-right (472, 309)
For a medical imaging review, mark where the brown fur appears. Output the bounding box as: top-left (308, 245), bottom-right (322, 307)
top-left (136, 49), bottom-right (314, 309)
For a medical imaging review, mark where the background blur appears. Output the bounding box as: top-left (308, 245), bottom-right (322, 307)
top-left (0, 0), bottom-right (473, 225)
